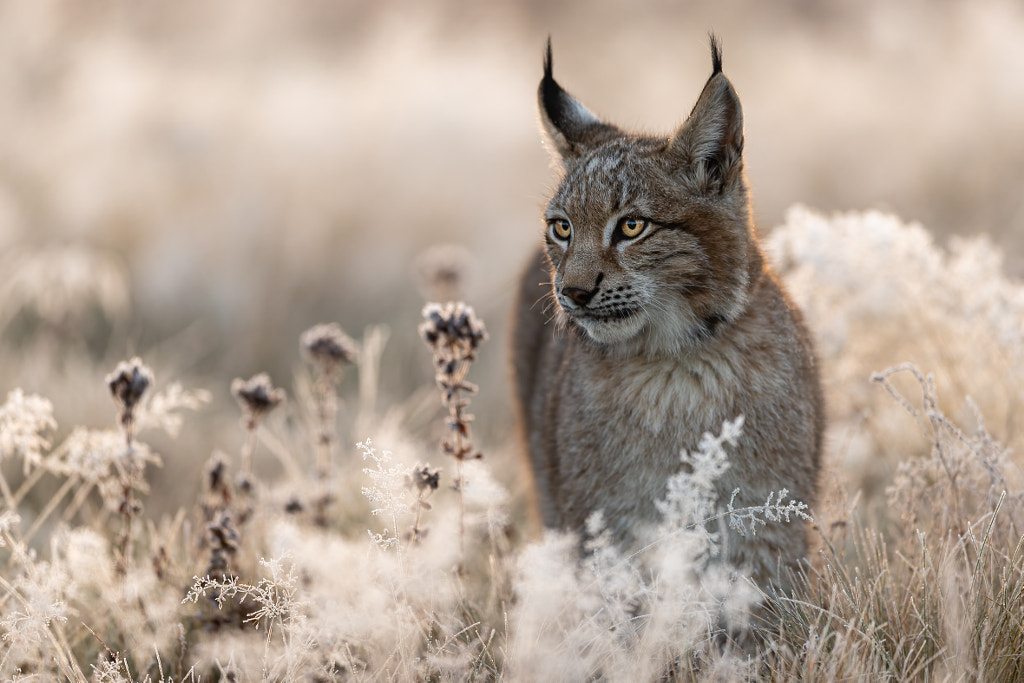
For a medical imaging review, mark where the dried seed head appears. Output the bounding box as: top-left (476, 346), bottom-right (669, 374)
top-left (300, 323), bottom-right (358, 377)
top-left (407, 462), bottom-right (441, 493)
top-left (106, 357), bottom-right (153, 414)
top-left (415, 244), bottom-right (470, 301)
top-left (230, 373), bottom-right (285, 428)
top-left (205, 452), bottom-right (229, 494)
top-left (419, 302), bottom-right (488, 355)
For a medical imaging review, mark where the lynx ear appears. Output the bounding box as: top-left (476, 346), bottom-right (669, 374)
top-left (538, 39), bottom-right (620, 160)
top-left (667, 36), bottom-right (745, 192)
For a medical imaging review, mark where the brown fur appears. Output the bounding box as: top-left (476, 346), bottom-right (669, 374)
top-left (513, 38), bottom-right (824, 584)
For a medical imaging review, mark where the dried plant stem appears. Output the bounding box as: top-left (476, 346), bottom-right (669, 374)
top-left (229, 373), bottom-right (285, 524)
top-left (22, 474), bottom-right (79, 544)
top-left (10, 465), bottom-right (47, 508)
top-left (0, 573), bottom-right (87, 681)
top-left (314, 376), bottom-right (337, 481)
top-left (0, 469), bottom-right (14, 511)
top-left (448, 376), bottom-right (469, 565)
top-left (456, 458), bottom-right (465, 564)
top-left (390, 501), bottom-right (405, 574)
top-left (62, 479), bottom-right (96, 523)
top-left (312, 375), bottom-right (337, 527)
top-left (407, 462), bottom-right (440, 544)
top-left (411, 499), bottom-right (425, 542)
top-left (446, 359), bottom-right (478, 571)
top-left (105, 357), bottom-right (153, 576)
top-left (115, 442), bottom-right (140, 575)
top-left (300, 323), bottom-right (358, 526)
top-left (873, 364), bottom-right (967, 529)
top-left (240, 424), bottom-right (258, 481)
top-left (419, 302), bottom-right (488, 574)
top-left (356, 324), bottom-right (389, 435)
top-left (231, 375), bottom-right (285, 474)
top-left (411, 488), bottom-right (430, 543)
top-left (311, 374), bottom-right (335, 481)
top-left (255, 428), bottom-right (304, 482)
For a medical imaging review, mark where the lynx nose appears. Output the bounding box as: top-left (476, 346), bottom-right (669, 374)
top-left (561, 285), bottom-right (596, 307)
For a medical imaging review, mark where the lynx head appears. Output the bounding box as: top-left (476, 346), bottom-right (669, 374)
top-left (538, 36), bottom-right (757, 357)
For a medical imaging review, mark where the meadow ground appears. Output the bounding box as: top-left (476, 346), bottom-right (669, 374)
top-left (1, 1), bottom-right (1023, 680)
top-left (2, 206), bottom-right (1023, 681)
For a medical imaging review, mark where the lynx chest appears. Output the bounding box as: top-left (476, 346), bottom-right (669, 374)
top-left (549, 347), bottom-right (744, 536)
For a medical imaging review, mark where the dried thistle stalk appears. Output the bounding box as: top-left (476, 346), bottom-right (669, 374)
top-left (104, 357), bottom-right (154, 575)
top-left (230, 373), bottom-right (285, 487)
top-left (419, 302), bottom-right (487, 571)
top-left (300, 323), bottom-right (357, 527)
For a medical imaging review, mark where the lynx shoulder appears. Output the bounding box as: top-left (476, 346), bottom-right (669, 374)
top-left (512, 37), bottom-right (824, 584)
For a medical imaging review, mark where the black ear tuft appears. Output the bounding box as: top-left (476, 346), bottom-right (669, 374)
top-left (709, 33), bottom-right (723, 75)
top-left (667, 33), bottom-right (744, 193)
top-left (537, 38), bottom-right (619, 159)
top-left (540, 37), bottom-right (566, 131)
top-left (544, 36), bottom-right (554, 82)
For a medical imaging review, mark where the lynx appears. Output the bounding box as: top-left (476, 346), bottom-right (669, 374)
top-left (513, 37), bottom-right (824, 584)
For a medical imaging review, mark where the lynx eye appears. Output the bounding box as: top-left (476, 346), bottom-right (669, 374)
top-left (549, 219), bottom-right (572, 241)
top-left (618, 218), bottom-right (649, 240)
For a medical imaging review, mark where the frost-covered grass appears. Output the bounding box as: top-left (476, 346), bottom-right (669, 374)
top-left (1, 207), bottom-right (1023, 681)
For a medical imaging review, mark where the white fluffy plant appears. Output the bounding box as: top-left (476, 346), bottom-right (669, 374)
top-left (766, 206), bottom-right (1024, 485)
top-left (507, 417), bottom-right (808, 682)
top-left (211, 436), bottom-right (508, 680)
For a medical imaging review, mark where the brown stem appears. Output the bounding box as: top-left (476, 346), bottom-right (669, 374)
top-left (23, 474), bottom-right (79, 544)
top-left (313, 374), bottom-right (337, 527)
top-left (412, 492), bottom-right (424, 542)
top-left (0, 468), bottom-right (14, 511)
top-left (116, 452), bottom-right (137, 574)
top-left (447, 359), bottom-right (468, 573)
top-left (62, 479), bottom-right (97, 523)
top-left (11, 465), bottom-right (47, 508)
top-left (240, 425), bottom-right (258, 479)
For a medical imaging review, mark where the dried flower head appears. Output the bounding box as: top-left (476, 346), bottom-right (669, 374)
top-left (230, 373), bottom-right (285, 429)
top-left (419, 302), bottom-right (488, 359)
top-left (415, 244), bottom-right (471, 301)
top-left (407, 462), bottom-right (441, 493)
top-left (300, 323), bottom-right (358, 378)
top-left (105, 357), bottom-right (153, 434)
top-left (419, 302), bottom-right (487, 569)
top-left (205, 451), bottom-right (230, 496)
top-left (205, 512), bottom-right (240, 578)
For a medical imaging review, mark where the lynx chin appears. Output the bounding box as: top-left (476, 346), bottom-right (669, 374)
top-left (513, 36), bottom-right (824, 585)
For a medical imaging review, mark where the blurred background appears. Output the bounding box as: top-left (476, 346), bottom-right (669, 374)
top-left (1, 0), bottom-right (1022, 510)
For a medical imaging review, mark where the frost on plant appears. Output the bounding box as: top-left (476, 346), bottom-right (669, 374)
top-left (138, 382), bottom-right (211, 437)
top-left (58, 427), bottom-right (157, 483)
top-left (655, 415), bottom-right (744, 554)
top-left (185, 556), bottom-right (300, 634)
top-left (727, 488), bottom-right (812, 539)
top-left (766, 206), bottom-right (1024, 492)
top-left (0, 389), bottom-right (57, 475)
top-left (359, 439), bottom-right (409, 551)
top-left (874, 363), bottom-right (1023, 532)
top-left (0, 523), bottom-right (72, 679)
top-left (509, 416), bottom-right (801, 681)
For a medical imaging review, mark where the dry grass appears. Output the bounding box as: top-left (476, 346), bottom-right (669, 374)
top-left (2, 3), bottom-right (1024, 679)
top-left (0, 207), bottom-right (1022, 681)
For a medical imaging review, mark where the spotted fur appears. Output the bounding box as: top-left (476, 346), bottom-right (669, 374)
top-left (513, 36), bottom-right (824, 585)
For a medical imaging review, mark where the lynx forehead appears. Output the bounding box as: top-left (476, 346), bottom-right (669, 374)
top-left (512, 36), bottom-right (824, 586)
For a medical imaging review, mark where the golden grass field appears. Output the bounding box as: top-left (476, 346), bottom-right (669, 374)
top-left (1, 1), bottom-right (1023, 680)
